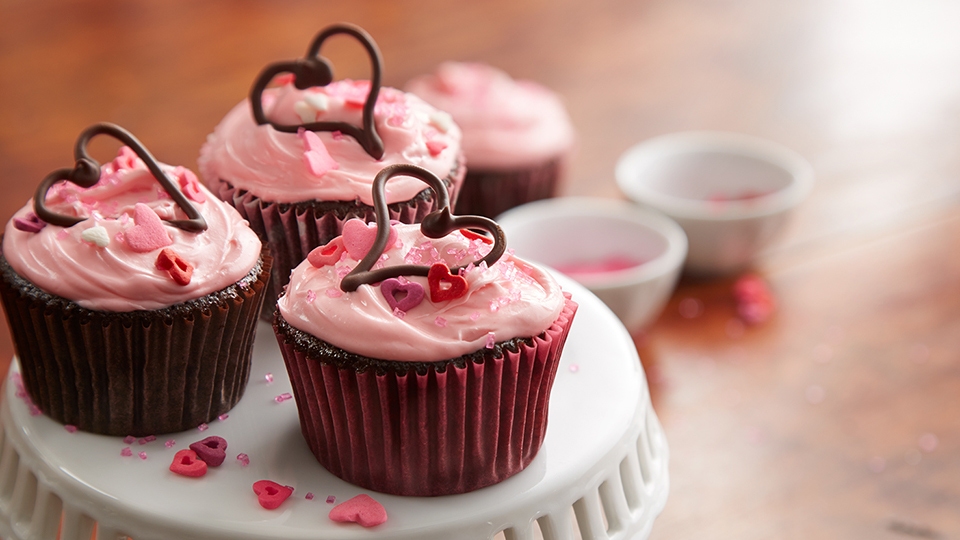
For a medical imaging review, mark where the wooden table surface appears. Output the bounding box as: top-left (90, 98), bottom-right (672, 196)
top-left (2, 1), bottom-right (959, 538)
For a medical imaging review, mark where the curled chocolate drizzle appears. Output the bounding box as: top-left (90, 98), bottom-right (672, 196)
top-left (33, 123), bottom-right (208, 232)
top-left (249, 23), bottom-right (385, 160)
top-left (339, 164), bottom-right (506, 292)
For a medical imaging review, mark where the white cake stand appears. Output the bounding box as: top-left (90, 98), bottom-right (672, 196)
top-left (0, 279), bottom-right (668, 540)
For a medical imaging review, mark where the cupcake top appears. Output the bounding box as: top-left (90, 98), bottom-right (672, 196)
top-left (199, 80), bottom-right (463, 206)
top-left (405, 62), bottom-right (574, 170)
top-left (278, 221), bottom-right (565, 362)
top-left (3, 145), bottom-right (262, 312)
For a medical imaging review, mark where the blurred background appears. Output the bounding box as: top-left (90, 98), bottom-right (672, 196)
top-left (1, 0), bottom-right (959, 538)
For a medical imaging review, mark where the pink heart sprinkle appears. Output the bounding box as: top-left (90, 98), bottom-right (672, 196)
top-left (298, 128), bottom-right (339, 177)
top-left (329, 494), bottom-right (388, 527)
top-left (189, 435), bottom-right (228, 467)
top-left (380, 278), bottom-right (424, 312)
top-left (426, 140), bottom-right (447, 157)
top-left (124, 203), bottom-right (172, 253)
top-left (175, 166), bottom-right (206, 203)
top-left (342, 219), bottom-right (396, 260)
top-left (13, 212), bottom-right (46, 233)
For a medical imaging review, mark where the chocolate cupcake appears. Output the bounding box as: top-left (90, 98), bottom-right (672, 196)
top-left (199, 24), bottom-right (465, 318)
top-left (406, 62), bottom-right (575, 218)
top-left (0, 123), bottom-right (270, 436)
top-left (273, 164), bottom-right (577, 496)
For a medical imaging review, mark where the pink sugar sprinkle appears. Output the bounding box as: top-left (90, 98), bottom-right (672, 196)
top-left (325, 288), bottom-right (343, 298)
top-left (306, 290), bottom-right (317, 303)
top-left (121, 447), bottom-right (133, 457)
top-left (485, 332), bottom-right (496, 349)
top-left (569, 364), bottom-right (580, 373)
top-left (64, 425), bottom-right (78, 433)
top-left (306, 492), bottom-right (315, 500)
top-left (489, 301), bottom-right (499, 312)
top-left (274, 393), bottom-right (293, 403)
top-left (138, 451), bottom-right (148, 460)
top-left (326, 495), bottom-right (336, 504)
top-left (470, 311), bottom-right (480, 321)
top-left (138, 438), bottom-right (148, 445)
top-left (198, 423), bottom-right (209, 432)
top-left (237, 453), bottom-right (250, 467)
top-left (218, 414), bottom-right (229, 421)
top-left (392, 307), bottom-right (406, 319)
top-left (124, 436), bottom-right (136, 444)
top-left (165, 439), bottom-right (176, 448)
top-left (265, 372), bottom-right (274, 383)
top-left (435, 316), bottom-right (447, 327)
top-left (331, 130), bottom-right (344, 141)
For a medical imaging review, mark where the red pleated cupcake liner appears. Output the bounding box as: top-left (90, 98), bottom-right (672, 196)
top-left (213, 159), bottom-right (466, 320)
top-left (0, 252), bottom-right (271, 436)
top-left (455, 156), bottom-right (565, 218)
top-left (275, 294), bottom-right (577, 496)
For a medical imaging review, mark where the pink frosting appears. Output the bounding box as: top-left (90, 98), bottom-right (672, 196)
top-left (198, 80), bottom-right (463, 205)
top-left (277, 223), bottom-right (565, 362)
top-left (3, 151), bottom-right (262, 312)
top-left (405, 62), bottom-right (574, 170)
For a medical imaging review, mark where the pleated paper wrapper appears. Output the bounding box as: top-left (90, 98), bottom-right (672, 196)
top-left (454, 156), bottom-right (565, 219)
top-left (274, 295), bottom-right (578, 496)
top-left (0, 252), bottom-right (271, 436)
top-left (213, 159), bottom-right (465, 319)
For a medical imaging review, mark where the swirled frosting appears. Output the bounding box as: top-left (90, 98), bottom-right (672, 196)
top-left (198, 80), bottom-right (463, 205)
top-left (278, 223), bottom-right (565, 362)
top-left (2, 149), bottom-right (262, 312)
top-left (405, 62), bottom-right (574, 170)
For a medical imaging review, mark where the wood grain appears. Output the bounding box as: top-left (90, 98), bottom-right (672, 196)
top-left (1, 0), bottom-right (959, 537)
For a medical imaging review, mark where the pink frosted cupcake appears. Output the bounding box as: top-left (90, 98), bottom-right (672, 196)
top-left (199, 24), bottom-right (465, 316)
top-left (406, 62), bottom-right (574, 218)
top-left (273, 164), bottom-right (577, 496)
top-left (0, 123), bottom-right (270, 436)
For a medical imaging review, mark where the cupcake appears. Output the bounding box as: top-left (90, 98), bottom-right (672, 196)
top-left (0, 123), bottom-right (270, 436)
top-left (405, 61), bottom-right (575, 218)
top-left (273, 164), bottom-right (577, 496)
top-left (199, 24), bottom-right (465, 318)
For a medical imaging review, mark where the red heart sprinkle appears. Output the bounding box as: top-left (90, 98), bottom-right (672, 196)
top-left (156, 248), bottom-right (194, 285)
top-left (460, 228), bottom-right (493, 244)
top-left (427, 263), bottom-right (468, 302)
top-left (328, 494), bottom-right (388, 527)
top-left (342, 219), bottom-right (397, 260)
top-left (169, 449), bottom-right (207, 478)
top-left (124, 203), bottom-right (172, 253)
top-left (307, 237), bottom-right (345, 268)
top-left (252, 480), bottom-right (293, 510)
top-left (189, 436), bottom-right (227, 467)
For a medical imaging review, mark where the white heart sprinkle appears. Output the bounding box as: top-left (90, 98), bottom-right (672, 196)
top-left (293, 101), bottom-right (317, 123)
top-left (429, 111), bottom-right (454, 133)
top-left (81, 226), bottom-right (110, 247)
top-left (303, 92), bottom-right (329, 112)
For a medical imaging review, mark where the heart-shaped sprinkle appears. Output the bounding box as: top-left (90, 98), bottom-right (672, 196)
top-left (124, 203), bottom-right (172, 253)
top-left (188, 436), bottom-right (227, 467)
top-left (342, 219), bottom-right (397, 260)
top-left (169, 449), bottom-right (207, 477)
top-left (380, 278), bottom-right (425, 312)
top-left (425, 140), bottom-right (447, 157)
top-left (298, 128), bottom-right (339, 177)
top-left (303, 92), bottom-right (330, 112)
top-left (175, 166), bottom-right (206, 203)
top-left (460, 228), bottom-right (494, 245)
top-left (328, 494), bottom-right (388, 527)
top-left (13, 212), bottom-right (46, 233)
top-left (156, 248), bottom-right (194, 285)
top-left (307, 237), bottom-right (345, 268)
top-left (427, 263), bottom-right (468, 302)
top-left (81, 225), bottom-right (110, 247)
top-left (252, 480), bottom-right (294, 510)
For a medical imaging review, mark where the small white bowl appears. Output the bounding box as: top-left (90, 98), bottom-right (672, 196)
top-left (616, 131), bottom-right (814, 274)
top-left (497, 197), bottom-right (687, 332)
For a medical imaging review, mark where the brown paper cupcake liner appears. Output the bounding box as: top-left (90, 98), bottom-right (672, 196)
top-left (274, 295), bottom-right (578, 496)
top-left (213, 159), bottom-right (466, 320)
top-left (456, 157), bottom-right (565, 218)
top-left (0, 251), bottom-right (271, 436)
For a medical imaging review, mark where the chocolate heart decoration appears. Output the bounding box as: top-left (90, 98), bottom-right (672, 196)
top-left (249, 23), bottom-right (385, 159)
top-left (339, 164), bottom-right (506, 292)
top-left (33, 123), bottom-right (207, 232)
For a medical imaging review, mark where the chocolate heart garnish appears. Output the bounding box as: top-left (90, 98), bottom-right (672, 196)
top-left (339, 164), bottom-right (506, 292)
top-left (249, 23), bottom-right (385, 159)
top-left (33, 123), bottom-right (207, 232)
